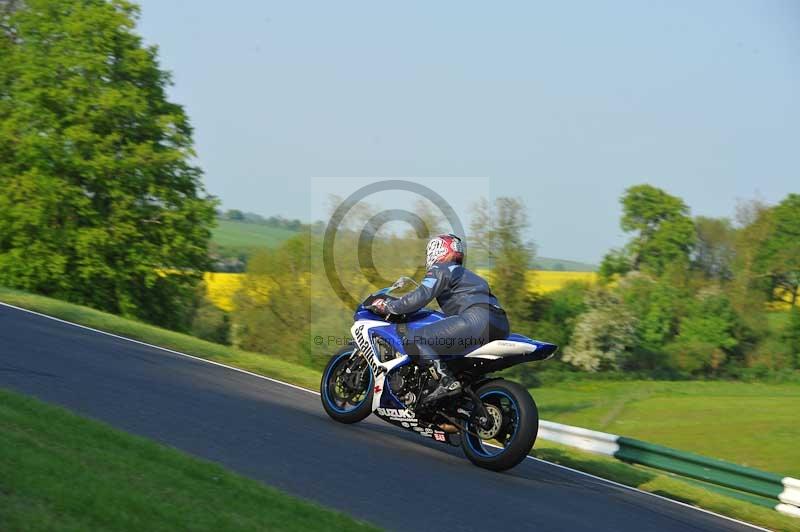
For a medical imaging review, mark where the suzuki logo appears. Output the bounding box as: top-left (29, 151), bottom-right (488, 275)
top-left (376, 407), bottom-right (417, 419)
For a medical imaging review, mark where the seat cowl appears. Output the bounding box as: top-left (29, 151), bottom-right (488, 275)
top-left (465, 340), bottom-right (537, 359)
top-left (464, 334), bottom-right (558, 359)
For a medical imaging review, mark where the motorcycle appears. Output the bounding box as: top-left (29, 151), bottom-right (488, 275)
top-left (320, 277), bottom-right (557, 471)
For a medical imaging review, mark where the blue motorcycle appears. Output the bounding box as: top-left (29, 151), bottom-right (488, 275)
top-left (321, 277), bottom-right (557, 471)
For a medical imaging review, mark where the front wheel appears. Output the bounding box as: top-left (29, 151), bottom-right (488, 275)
top-left (461, 379), bottom-right (538, 471)
top-left (320, 347), bottom-right (374, 424)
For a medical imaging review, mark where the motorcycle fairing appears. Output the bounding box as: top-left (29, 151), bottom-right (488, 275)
top-left (349, 319), bottom-right (449, 443)
top-left (350, 320), bottom-right (409, 411)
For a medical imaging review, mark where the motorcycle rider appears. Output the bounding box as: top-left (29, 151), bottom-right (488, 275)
top-left (371, 234), bottom-right (509, 404)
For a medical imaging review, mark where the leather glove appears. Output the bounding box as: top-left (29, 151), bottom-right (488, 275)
top-left (370, 298), bottom-right (389, 316)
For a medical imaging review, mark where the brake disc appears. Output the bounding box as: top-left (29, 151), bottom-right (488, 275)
top-left (476, 403), bottom-right (503, 440)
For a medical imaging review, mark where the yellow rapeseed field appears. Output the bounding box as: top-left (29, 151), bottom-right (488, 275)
top-left (203, 272), bottom-right (244, 312)
top-left (477, 269), bottom-right (596, 294)
top-left (526, 270), bottom-right (597, 293)
top-left (204, 270), bottom-right (597, 312)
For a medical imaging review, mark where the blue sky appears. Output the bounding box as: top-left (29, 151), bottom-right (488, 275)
top-left (137, 1), bottom-right (799, 263)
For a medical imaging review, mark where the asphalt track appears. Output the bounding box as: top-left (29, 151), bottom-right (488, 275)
top-left (0, 303), bottom-right (763, 532)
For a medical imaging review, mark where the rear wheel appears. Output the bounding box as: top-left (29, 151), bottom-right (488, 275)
top-left (320, 347), bottom-right (374, 424)
top-left (461, 379), bottom-right (538, 471)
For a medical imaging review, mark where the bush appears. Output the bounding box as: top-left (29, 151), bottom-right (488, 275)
top-left (784, 307), bottom-right (800, 368)
top-left (746, 337), bottom-right (794, 373)
top-left (562, 290), bottom-right (638, 372)
top-left (191, 304), bottom-right (231, 345)
top-left (666, 290), bottom-right (738, 376)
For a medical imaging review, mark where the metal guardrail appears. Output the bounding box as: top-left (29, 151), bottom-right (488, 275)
top-left (538, 420), bottom-right (800, 518)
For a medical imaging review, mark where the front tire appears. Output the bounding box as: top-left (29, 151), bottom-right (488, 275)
top-left (320, 347), bottom-right (374, 424)
top-left (461, 379), bottom-right (538, 471)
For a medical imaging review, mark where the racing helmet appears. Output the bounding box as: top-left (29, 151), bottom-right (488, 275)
top-left (425, 233), bottom-right (464, 269)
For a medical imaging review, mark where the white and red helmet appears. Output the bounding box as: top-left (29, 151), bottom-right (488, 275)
top-left (425, 233), bottom-right (464, 269)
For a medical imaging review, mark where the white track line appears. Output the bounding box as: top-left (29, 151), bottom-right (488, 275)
top-left (0, 301), bottom-right (767, 531)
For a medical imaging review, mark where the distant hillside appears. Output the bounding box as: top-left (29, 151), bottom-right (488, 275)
top-left (212, 219), bottom-right (299, 258)
top-left (469, 250), bottom-right (596, 272)
top-left (533, 257), bottom-right (597, 272)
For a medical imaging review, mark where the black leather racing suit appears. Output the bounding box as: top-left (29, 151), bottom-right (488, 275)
top-left (385, 262), bottom-right (510, 360)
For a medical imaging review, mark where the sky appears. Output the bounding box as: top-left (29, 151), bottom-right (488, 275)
top-left (136, 1), bottom-right (799, 263)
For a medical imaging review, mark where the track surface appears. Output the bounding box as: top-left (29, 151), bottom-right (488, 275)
top-left (0, 304), bottom-right (761, 532)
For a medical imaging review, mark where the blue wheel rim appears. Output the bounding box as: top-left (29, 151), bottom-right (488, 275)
top-left (322, 350), bottom-right (373, 414)
top-left (465, 390), bottom-right (520, 458)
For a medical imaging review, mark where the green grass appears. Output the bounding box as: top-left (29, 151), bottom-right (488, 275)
top-left (0, 388), bottom-right (377, 532)
top-left (2, 286), bottom-right (799, 530)
top-left (534, 380), bottom-right (800, 477)
top-left (212, 219), bottom-right (299, 257)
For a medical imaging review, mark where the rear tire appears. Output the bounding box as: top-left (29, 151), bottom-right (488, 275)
top-left (461, 379), bottom-right (538, 471)
top-left (320, 347), bottom-right (374, 424)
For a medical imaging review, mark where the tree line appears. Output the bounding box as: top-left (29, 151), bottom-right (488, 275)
top-left (220, 209), bottom-right (305, 232)
top-left (516, 186), bottom-right (800, 384)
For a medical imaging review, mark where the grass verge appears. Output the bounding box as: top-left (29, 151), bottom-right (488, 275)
top-left (0, 388), bottom-right (377, 532)
top-left (534, 379), bottom-right (800, 477)
top-left (1, 286), bottom-right (798, 531)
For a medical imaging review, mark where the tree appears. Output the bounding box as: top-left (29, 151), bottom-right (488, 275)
top-left (0, 0), bottom-right (216, 329)
top-left (226, 209), bottom-right (245, 221)
top-left (470, 197), bottom-right (535, 322)
top-left (638, 279), bottom-right (683, 350)
top-left (692, 216), bottom-right (735, 281)
top-left (785, 308), bottom-right (800, 369)
top-left (524, 281), bottom-right (590, 349)
top-left (234, 233), bottom-right (313, 365)
top-left (0, 0), bottom-right (22, 28)
top-left (617, 185), bottom-right (696, 275)
top-left (729, 199), bottom-right (772, 325)
top-left (667, 289), bottom-right (738, 375)
top-left (190, 283), bottom-right (231, 345)
top-left (409, 198), bottom-right (444, 238)
top-left (562, 289), bottom-right (638, 372)
top-left (598, 248), bottom-right (631, 281)
top-left (754, 194), bottom-right (800, 306)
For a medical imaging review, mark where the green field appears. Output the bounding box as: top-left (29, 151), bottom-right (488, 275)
top-left (2, 286), bottom-right (799, 530)
top-left (0, 388), bottom-right (376, 532)
top-left (535, 380), bottom-right (800, 477)
top-left (212, 219), bottom-right (299, 257)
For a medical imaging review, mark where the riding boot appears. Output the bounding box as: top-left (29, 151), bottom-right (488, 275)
top-left (422, 359), bottom-right (461, 405)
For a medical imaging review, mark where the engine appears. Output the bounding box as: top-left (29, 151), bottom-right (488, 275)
top-left (374, 336), bottom-right (421, 407)
top-left (390, 365), bottom-right (419, 407)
